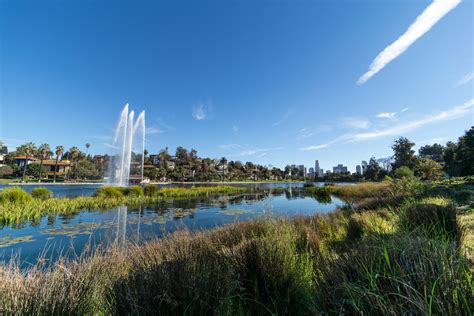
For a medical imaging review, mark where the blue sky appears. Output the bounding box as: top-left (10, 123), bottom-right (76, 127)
top-left (1, 0), bottom-right (472, 171)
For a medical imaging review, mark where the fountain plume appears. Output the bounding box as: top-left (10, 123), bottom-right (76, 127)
top-left (106, 104), bottom-right (146, 186)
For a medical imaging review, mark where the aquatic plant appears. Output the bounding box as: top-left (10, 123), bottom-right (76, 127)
top-left (31, 187), bottom-right (53, 200)
top-left (0, 187), bottom-right (33, 204)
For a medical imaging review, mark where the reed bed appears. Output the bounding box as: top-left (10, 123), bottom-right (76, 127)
top-left (0, 185), bottom-right (247, 226)
top-left (0, 181), bottom-right (472, 315)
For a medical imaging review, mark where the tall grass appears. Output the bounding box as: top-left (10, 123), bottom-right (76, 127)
top-left (0, 181), bottom-right (471, 314)
top-left (0, 186), bottom-right (247, 225)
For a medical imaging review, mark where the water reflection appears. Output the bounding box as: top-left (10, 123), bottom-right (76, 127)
top-left (0, 187), bottom-right (346, 266)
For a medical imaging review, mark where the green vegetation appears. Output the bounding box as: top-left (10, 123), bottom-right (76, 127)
top-left (0, 185), bottom-right (247, 225)
top-left (0, 179), bottom-right (472, 314)
top-left (31, 187), bottom-right (53, 200)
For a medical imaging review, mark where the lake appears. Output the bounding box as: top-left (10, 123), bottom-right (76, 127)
top-left (0, 183), bottom-right (346, 267)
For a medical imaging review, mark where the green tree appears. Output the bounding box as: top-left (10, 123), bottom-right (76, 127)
top-left (85, 143), bottom-right (91, 156)
top-left (391, 137), bottom-right (417, 170)
top-left (53, 145), bottom-right (64, 183)
top-left (443, 127), bottom-right (474, 177)
top-left (416, 158), bottom-right (443, 180)
top-left (419, 143), bottom-right (444, 163)
top-left (394, 166), bottom-right (414, 179)
top-left (37, 143), bottom-right (52, 182)
top-left (365, 157), bottom-right (385, 181)
top-left (27, 163), bottom-right (47, 178)
top-left (75, 160), bottom-right (99, 180)
top-left (16, 142), bottom-right (37, 181)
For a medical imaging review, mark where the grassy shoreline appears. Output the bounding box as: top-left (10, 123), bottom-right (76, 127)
top-left (0, 179), bottom-right (472, 314)
top-left (0, 186), bottom-right (247, 226)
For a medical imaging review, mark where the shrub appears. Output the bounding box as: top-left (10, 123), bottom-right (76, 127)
top-left (401, 200), bottom-right (461, 241)
top-left (143, 184), bottom-right (159, 197)
top-left (95, 186), bottom-right (125, 198)
top-left (0, 187), bottom-right (33, 204)
top-left (454, 189), bottom-right (472, 204)
top-left (31, 187), bottom-right (53, 200)
top-left (394, 166), bottom-right (414, 179)
top-left (126, 185), bottom-right (143, 197)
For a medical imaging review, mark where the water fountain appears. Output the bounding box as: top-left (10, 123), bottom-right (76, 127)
top-left (106, 104), bottom-right (146, 186)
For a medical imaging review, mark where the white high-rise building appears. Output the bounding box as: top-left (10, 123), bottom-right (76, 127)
top-left (356, 165), bottom-right (362, 175)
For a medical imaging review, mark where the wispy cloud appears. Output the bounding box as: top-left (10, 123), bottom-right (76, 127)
top-left (192, 102), bottom-right (213, 121)
top-left (377, 112), bottom-right (397, 119)
top-left (300, 144), bottom-right (329, 151)
top-left (357, 0), bottom-right (461, 85)
top-left (401, 107), bottom-right (409, 113)
top-left (351, 99), bottom-right (473, 141)
top-left (232, 125), bottom-right (239, 132)
top-left (456, 72), bottom-right (474, 87)
top-left (146, 127), bottom-right (162, 135)
top-left (341, 117), bottom-right (371, 129)
top-left (300, 98), bottom-right (473, 150)
top-left (220, 144), bottom-right (283, 157)
top-left (272, 111), bottom-right (291, 126)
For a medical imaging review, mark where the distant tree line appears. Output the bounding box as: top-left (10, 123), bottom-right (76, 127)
top-left (0, 127), bottom-right (472, 182)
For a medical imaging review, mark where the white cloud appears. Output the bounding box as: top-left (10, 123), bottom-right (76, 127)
top-left (219, 144), bottom-right (243, 150)
top-left (145, 127), bottom-right (162, 135)
top-left (192, 104), bottom-right (207, 120)
top-left (341, 117), bottom-right (371, 129)
top-left (300, 144), bottom-right (329, 151)
top-left (357, 0), bottom-right (461, 85)
top-left (300, 98), bottom-right (473, 150)
top-left (377, 112), bottom-right (397, 119)
top-left (272, 111), bottom-right (291, 126)
top-left (456, 72), bottom-right (474, 87)
top-left (351, 98), bottom-right (473, 141)
top-left (401, 107), bottom-right (409, 113)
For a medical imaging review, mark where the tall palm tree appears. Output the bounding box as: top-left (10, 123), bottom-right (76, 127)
top-left (85, 143), bottom-right (91, 156)
top-left (37, 143), bottom-right (51, 182)
top-left (18, 142), bottom-right (37, 182)
top-left (68, 147), bottom-right (80, 180)
top-left (53, 145), bottom-right (64, 183)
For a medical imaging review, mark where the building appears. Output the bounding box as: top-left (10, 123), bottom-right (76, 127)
top-left (41, 160), bottom-right (71, 178)
top-left (314, 160), bottom-right (324, 178)
top-left (0, 145), bottom-right (8, 154)
top-left (13, 156), bottom-right (38, 168)
top-left (308, 167), bottom-right (315, 178)
top-left (0, 154), bottom-right (4, 167)
top-left (356, 165), bottom-right (362, 175)
top-left (333, 164), bottom-right (348, 174)
top-left (318, 168), bottom-right (324, 177)
top-left (298, 165), bottom-right (305, 177)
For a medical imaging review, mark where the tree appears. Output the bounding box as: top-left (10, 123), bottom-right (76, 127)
top-left (419, 143), bottom-right (444, 163)
top-left (16, 142), bottom-right (37, 181)
top-left (365, 157), bottom-right (385, 181)
top-left (37, 143), bottom-right (52, 182)
top-left (416, 158), bottom-right (443, 180)
top-left (443, 127), bottom-right (474, 177)
top-left (85, 143), bottom-right (91, 156)
top-left (394, 166), bottom-right (414, 179)
top-left (75, 160), bottom-right (99, 180)
top-left (0, 165), bottom-right (13, 177)
top-left (391, 137), bottom-right (417, 170)
top-left (67, 147), bottom-right (82, 179)
top-left (27, 163), bottom-right (47, 178)
top-left (53, 145), bottom-right (64, 183)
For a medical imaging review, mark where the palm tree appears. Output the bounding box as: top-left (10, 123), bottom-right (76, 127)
top-left (53, 145), bottom-right (64, 183)
top-left (37, 143), bottom-right (51, 182)
top-left (85, 143), bottom-right (91, 156)
top-left (17, 142), bottom-right (37, 182)
top-left (69, 147), bottom-right (80, 180)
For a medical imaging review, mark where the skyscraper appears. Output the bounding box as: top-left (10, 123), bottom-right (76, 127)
top-left (356, 165), bottom-right (362, 175)
top-left (361, 160), bottom-right (368, 174)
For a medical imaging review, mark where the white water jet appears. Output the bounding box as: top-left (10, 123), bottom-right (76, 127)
top-left (106, 104), bottom-right (146, 186)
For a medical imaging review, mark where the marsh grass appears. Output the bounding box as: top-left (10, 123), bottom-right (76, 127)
top-left (0, 186), bottom-right (247, 225)
top-left (0, 181), bottom-right (472, 315)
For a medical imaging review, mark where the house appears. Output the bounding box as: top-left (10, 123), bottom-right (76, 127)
top-left (0, 154), bottom-right (5, 167)
top-left (41, 160), bottom-right (71, 178)
top-left (14, 156), bottom-right (39, 168)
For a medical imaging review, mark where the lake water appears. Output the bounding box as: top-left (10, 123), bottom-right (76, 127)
top-left (0, 183), bottom-right (345, 267)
